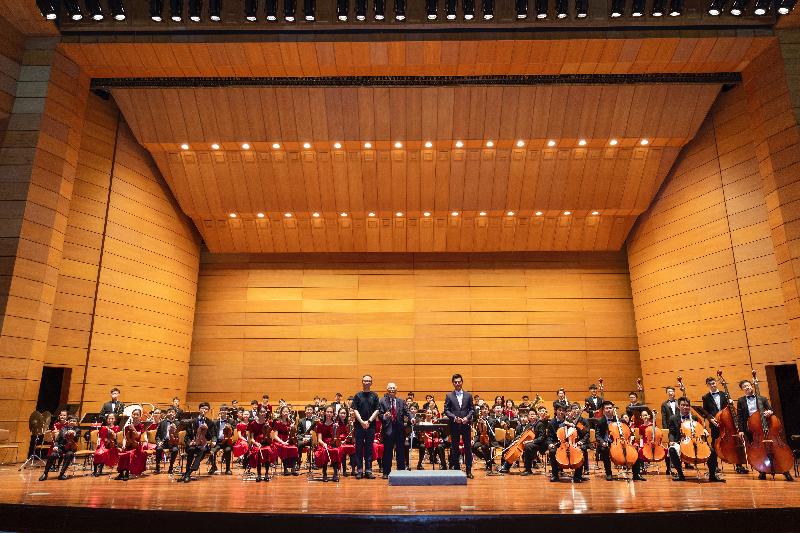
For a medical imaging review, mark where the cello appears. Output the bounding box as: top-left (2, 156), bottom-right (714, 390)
top-left (609, 407), bottom-right (637, 468)
top-left (744, 370), bottom-right (794, 477)
top-left (676, 376), bottom-right (711, 466)
top-left (713, 369), bottom-right (748, 466)
top-left (502, 426), bottom-right (536, 466)
top-left (640, 410), bottom-right (666, 463)
top-left (555, 416), bottom-right (585, 471)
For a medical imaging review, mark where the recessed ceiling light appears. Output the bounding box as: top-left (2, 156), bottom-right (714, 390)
top-left (394, 142), bottom-right (402, 148)
top-left (507, 211), bottom-right (515, 216)
top-left (578, 139), bottom-right (587, 146)
top-left (284, 213), bottom-right (292, 218)
top-left (211, 143), bottom-right (220, 150)
top-left (339, 212), bottom-right (348, 217)
top-left (455, 141), bottom-right (464, 148)
top-left (334, 142), bottom-right (342, 149)
top-left (241, 143), bottom-right (250, 150)
top-left (563, 211), bottom-right (572, 215)
top-left (609, 139), bottom-right (618, 146)
top-left (640, 139), bottom-right (650, 146)
top-left (516, 140), bottom-right (525, 147)
top-left (451, 211), bottom-right (459, 216)
top-left (180, 143), bottom-right (190, 150)
top-left (396, 212), bottom-right (403, 217)
top-left (303, 142), bottom-right (312, 149)
top-left (479, 211), bottom-right (487, 216)
top-left (486, 140), bottom-right (494, 148)
top-left (591, 211), bottom-right (600, 215)
top-left (547, 140), bottom-right (556, 147)
top-left (312, 212), bottom-right (320, 218)
top-left (423, 212), bottom-right (431, 217)
top-left (425, 141), bottom-right (433, 148)
top-left (535, 211), bottom-right (543, 216)
top-left (368, 212), bottom-right (376, 217)
top-left (364, 142), bottom-right (372, 149)
top-left (229, 213), bottom-right (237, 218)
top-left (257, 212), bottom-right (265, 218)
top-left (272, 143), bottom-right (281, 149)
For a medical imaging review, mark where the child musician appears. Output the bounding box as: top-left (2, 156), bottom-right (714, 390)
top-left (272, 405), bottom-right (300, 476)
top-left (116, 408), bottom-right (148, 481)
top-left (247, 406), bottom-right (275, 482)
top-left (154, 407), bottom-right (180, 475)
top-left (314, 405), bottom-right (343, 482)
top-left (92, 413), bottom-right (120, 477)
top-left (39, 415), bottom-right (79, 481)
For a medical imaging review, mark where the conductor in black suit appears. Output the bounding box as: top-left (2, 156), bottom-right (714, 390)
top-left (444, 373), bottom-right (475, 478)
top-left (99, 387), bottom-right (124, 420)
top-left (378, 382), bottom-right (409, 478)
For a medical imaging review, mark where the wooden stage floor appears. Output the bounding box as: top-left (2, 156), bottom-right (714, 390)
top-left (2, 463), bottom-right (799, 531)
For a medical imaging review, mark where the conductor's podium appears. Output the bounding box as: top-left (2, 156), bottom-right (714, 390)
top-left (388, 470), bottom-right (468, 486)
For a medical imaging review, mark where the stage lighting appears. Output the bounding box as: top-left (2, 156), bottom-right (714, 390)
top-left (170, 0), bottom-right (183, 21)
top-left (427, 0), bottom-right (438, 18)
top-left (464, 0), bottom-right (475, 19)
top-left (446, 0), bottom-right (457, 18)
top-left (337, 0), bottom-right (348, 19)
top-left (483, 0), bottom-right (494, 19)
top-left (556, 0), bottom-right (567, 17)
top-left (754, 0), bottom-right (769, 13)
top-left (536, 0), bottom-right (547, 18)
top-left (779, 0), bottom-right (797, 12)
top-left (209, 0), bottom-right (221, 20)
top-left (651, 0), bottom-right (665, 15)
top-left (150, 0), bottom-right (164, 20)
top-left (355, 0), bottom-right (367, 19)
top-left (375, 0), bottom-right (385, 19)
top-left (64, 0), bottom-right (83, 20)
top-left (631, 0), bottom-right (645, 15)
top-left (395, 0), bottom-right (406, 19)
top-left (729, 0), bottom-right (745, 14)
top-left (610, 0), bottom-right (624, 17)
top-left (516, 0), bottom-right (528, 17)
top-left (109, 0), bottom-right (126, 19)
top-left (575, 0), bottom-right (588, 16)
top-left (266, 0), bottom-right (277, 19)
top-left (86, 0), bottom-right (103, 19)
top-left (669, 0), bottom-right (682, 15)
top-left (285, 0), bottom-right (297, 21)
top-left (188, 0), bottom-right (201, 21)
top-left (245, 0), bottom-right (258, 20)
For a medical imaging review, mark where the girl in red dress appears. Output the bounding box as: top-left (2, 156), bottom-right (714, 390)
top-left (335, 407), bottom-right (356, 475)
top-left (116, 408), bottom-right (148, 480)
top-left (247, 406), bottom-right (275, 482)
top-left (233, 410), bottom-right (250, 459)
top-left (92, 413), bottom-right (120, 476)
top-left (314, 405), bottom-right (342, 482)
top-left (272, 405), bottom-right (300, 476)
top-left (372, 417), bottom-right (384, 473)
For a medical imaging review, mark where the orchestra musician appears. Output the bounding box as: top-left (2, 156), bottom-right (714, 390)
top-left (660, 386), bottom-right (679, 475)
top-left (667, 396), bottom-right (724, 482)
top-left (569, 402), bottom-right (591, 477)
top-left (178, 402), bottom-right (212, 483)
top-left (116, 407), bottom-right (148, 481)
top-left (233, 410), bottom-right (250, 461)
top-left (249, 400), bottom-right (260, 419)
top-left (553, 388), bottom-right (569, 412)
top-left (444, 373), bottom-right (475, 478)
top-left (154, 407), bottom-right (179, 475)
top-left (296, 404), bottom-right (317, 467)
top-left (378, 382), bottom-right (408, 478)
top-left (330, 393), bottom-right (345, 417)
top-left (99, 387), bottom-right (124, 420)
top-left (471, 404), bottom-right (493, 470)
top-left (518, 395), bottom-right (533, 411)
top-left (336, 407), bottom-right (356, 475)
top-left (351, 374), bottom-right (380, 480)
top-left (170, 397), bottom-right (184, 421)
top-left (46, 409), bottom-right (68, 472)
top-left (736, 379), bottom-right (794, 481)
top-left (625, 391), bottom-right (643, 422)
top-left (314, 405), bottom-right (343, 482)
top-left (422, 394), bottom-right (438, 412)
top-left (247, 406), bottom-right (275, 482)
top-left (595, 401), bottom-right (646, 482)
top-left (209, 405), bottom-right (235, 476)
top-left (497, 409), bottom-right (535, 474)
top-left (272, 405), bottom-right (300, 476)
top-left (503, 399), bottom-right (516, 419)
top-left (702, 377), bottom-right (748, 475)
top-left (545, 405), bottom-right (588, 483)
top-left (584, 384), bottom-right (602, 417)
top-left (39, 415), bottom-right (79, 481)
top-left (92, 412), bottom-right (120, 477)
top-left (416, 408), bottom-right (447, 470)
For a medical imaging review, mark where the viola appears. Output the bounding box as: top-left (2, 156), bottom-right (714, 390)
top-left (124, 423), bottom-right (142, 451)
top-left (167, 422), bottom-right (179, 446)
top-left (195, 418), bottom-right (209, 448)
top-left (640, 413), bottom-right (666, 462)
top-left (744, 370), bottom-right (794, 476)
top-left (478, 417), bottom-right (490, 446)
top-left (713, 369), bottom-right (747, 466)
top-left (676, 376), bottom-right (711, 465)
top-left (609, 407), bottom-right (637, 467)
top-left (106, 426), bottom-right (119, 449)
top-left (555, 421), bottom-right (584, 470)
top-left (64, 428), bottom-right (78, 452)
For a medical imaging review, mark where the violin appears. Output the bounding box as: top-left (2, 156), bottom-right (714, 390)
top-left (124, 423), bottom-right (143, 451)
top-left (478, 417), bottom-right (489, 446)
top-left (744, 370), bottom-right (794, 476)
top-left (332, 421), bottom-right (340, 447)
top-left (555, 419), bottom-right (584, 470)
top-left (105, 426), bottom-right (119, 449)
top-left (221, 424), bottom-right (234, 447)
top-left (288, 412), bottom-right (298, 446)
top-left (195, 418), bottom-right (209, 448)
top-left (609, 407), bottom-right (637, 467)
top-left (640, 412), bottom-right (666, 462)
top-left (713, 369), bottom-right (747, 466)
top-left (167, 422), bottom-right (179, 447)
top-left (64, 428), bottom-right (78, 452)
top-left (676, 376), bottom-right (711, 465)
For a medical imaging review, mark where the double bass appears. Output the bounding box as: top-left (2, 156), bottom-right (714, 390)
top-left (609, 407), bottom-right (637, 467)
top-left (713, 369), bottom-right (748, 466)
top-left (744, 370), bottom-right (794, 476)
top-left (676, 376), bottom-right (711, 465)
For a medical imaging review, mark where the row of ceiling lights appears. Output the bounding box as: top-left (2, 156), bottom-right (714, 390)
top-left (230, 209), bottom-right (598, 218)
top-left (180, 138), bottom-right (651, 150)
top-left (37, 0), bottom-right (797, 22)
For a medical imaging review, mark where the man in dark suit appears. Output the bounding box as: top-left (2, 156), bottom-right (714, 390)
top-left (736, 379), bottom-right (793, 481)
top-left (378, 382), bottom-right (409, 478)
top-left (702, 377), bottom-right (748, 475)
top-left (594, 401), bottom-right (645, 481)
top-left (667, 396), bottom-right (724, 482)
top-left (209, 405), bottom-right (234, 475)
top-left (444, 373), bottom-right (474, 478)
top-left (178, 401), bottom-right (213, 483)
top-left (154, 406), bottom-right (180, 475)
top-left (584, 384), bottom-right (602, 418)
top-left (99, 387), bottom-right (124, 420)
top-left (660, 386), bottom-right (679, 475)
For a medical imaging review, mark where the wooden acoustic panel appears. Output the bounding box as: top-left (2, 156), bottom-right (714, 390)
top-left (188, 251), bottom-right (642, 407)
top-left (627, 84), bottom-right (794, 403)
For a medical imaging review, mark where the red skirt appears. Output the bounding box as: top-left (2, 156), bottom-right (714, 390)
top-left (339, 443), bottom-right (356, 457)
top-left (273, 441), bottom-right (299, 460)
top-left (233, 438), bottom-right (248, 458)
top-left (373, 442), bottom-right (384, 459)
top-left (314, 445), bottom-right (342, 466)
top-left (248, 443), bottom-right (276, 467)
top-left (117, 446), bottom-right (147, 475)
top-left (93, 443), bottom-right (119, 467)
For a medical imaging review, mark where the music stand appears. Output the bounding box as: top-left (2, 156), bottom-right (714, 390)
top-left (81, 412), bottom-right (101, 424)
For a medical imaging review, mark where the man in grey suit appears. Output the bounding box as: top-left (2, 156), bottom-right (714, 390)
top-left (378, 382), bottom-right (409, 478)
top-left (444, 373), bottom-right (474, 479)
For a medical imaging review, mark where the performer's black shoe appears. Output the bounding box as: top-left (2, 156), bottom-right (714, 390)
top-left (709, 475), bottom-right (726, 482)
top-left (785, 473), bottom-right (794, 481)
top-left (633, 475), bottom-right (646, 481)
top-left (364, 471), bottom-right (375, 479)
top-left (520, 470), bottom-right (533, 476)
top-left (758, 472), bottom-right (767, 480)
top-left (549, 475), bottom-right (559, 482)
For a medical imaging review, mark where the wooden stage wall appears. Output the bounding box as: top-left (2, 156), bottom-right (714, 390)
top-left (188, 251), bottom-right (641, 406)
top-left (627, 83), bottom-right (797, 402)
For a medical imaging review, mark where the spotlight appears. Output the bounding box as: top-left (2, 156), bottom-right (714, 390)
top-left (483, 0), bottom-right (494, 19)
top-left (556, 0), bottom-right (567, 17)
top-left (395, 0), bottom-right (406, 19)
top-left (337, 0), bottom-right (349, 19)
top-left (86, 0), bottom-right (103, 20)
top-left (779, 0), bottom-right (797, 13)
top-left (375, 0), bottom-right (385, 19)
top-left (266, 0), bottom-right (277, 19)
top-left (651, 0), bottom-right (665, 15)
top-left (305, 0), bottom-right (315, 19)
top-left (36, 0), bottom-right (57, 20)
top-left (427, 0), bottom-right (438, 18)
top-left (171, 0), bottom-right (183, 21)
top-left (446, 0), bottom-right (457, 18)
top-left (356, 0), bottom-right (367, 19)
top-left (610, 0), bottom-right (624, 16)
top-left (575, 0), bottom-right (588, 16)
top-left (245, 0), bottom-right (257, 20)
top-left (64, 0), bottom-right (83, 20)
top-left (209, 0), bottom-right (221, 20)
top-left (669, 0), bottom-right (682, 15)
top-left (464, 0), bottom-right (475, 19)
top-left (632, 0), bottom-right (645, 15)
top-left (109, 0), bottom-right (126, 19)
top-left (729, 0), bottom-right (744, 13)
top-left (150, 0), bottom-right (164, 20)
top-left (536, 0), bottom-right (547, 18)
top-left (707, 0), bottom-right (724, 13)
top-left (516, 0), bottom-right (528, 17)
top-left (754, 0), bottom-right (769, 13)
top-left (188, 0), bottom-right (201, 21)
top-left (285, 0), bottom-right (296, 21)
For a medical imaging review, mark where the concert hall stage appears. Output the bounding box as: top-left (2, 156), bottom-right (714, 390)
top-left (2, 465), bottom-right (798, 532)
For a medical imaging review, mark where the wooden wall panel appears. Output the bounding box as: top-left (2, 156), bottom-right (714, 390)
top-left (188, 252), bottom-right (641, 408)
top-left (627, 84), bottom-right (794, 403)
top-left (0, 16), bottom-right (23, 143)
